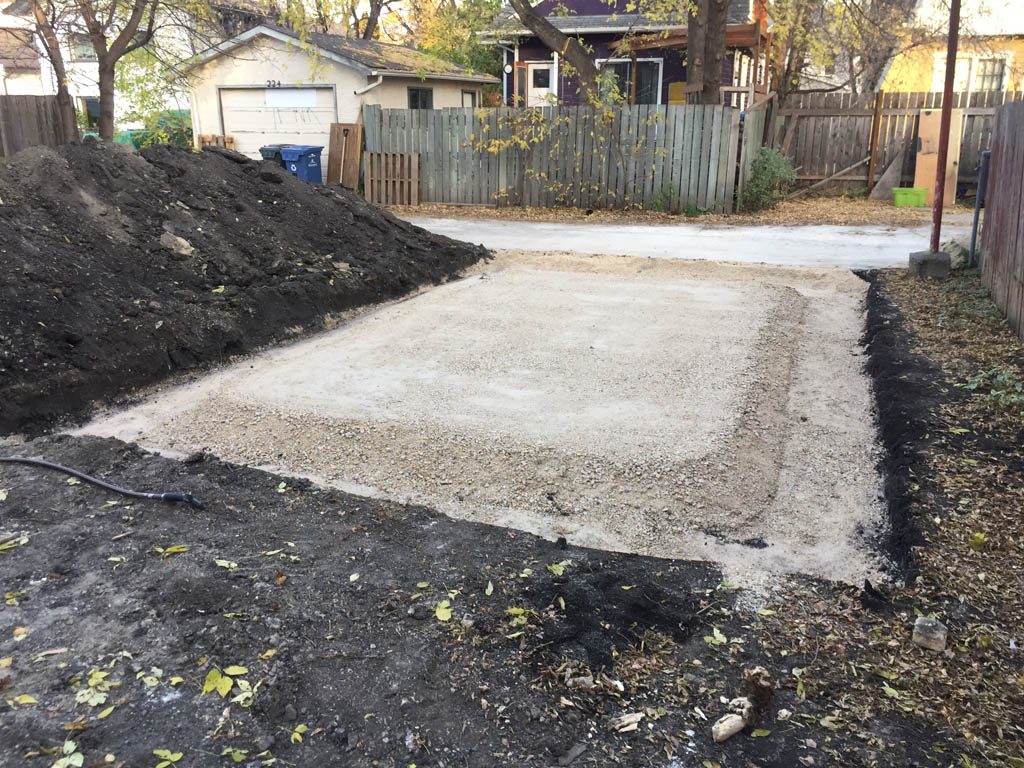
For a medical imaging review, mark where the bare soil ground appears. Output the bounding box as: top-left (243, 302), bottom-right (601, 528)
top-left (389, 198), bottom-right (969, 228)
top-left (0, 267), bottom-right (1016, 767)
top-left (78, 252), bottom-right (887, 588)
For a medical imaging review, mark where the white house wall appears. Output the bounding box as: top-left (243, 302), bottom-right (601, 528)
top-left (189, 35), bottom-right (486, 182)
top-left (368, 77), bottom-right (482, 109)
top-left (189, 35), bottom-right (364, 178)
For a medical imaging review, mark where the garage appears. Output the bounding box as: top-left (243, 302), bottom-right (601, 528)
top-left (187, 26), bottom-right (498, 184)
top-left (218, 86), bottom-right (335, 179)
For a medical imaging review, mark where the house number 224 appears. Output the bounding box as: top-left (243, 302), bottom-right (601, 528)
top-left (266, 80), bottom-right (282, 88)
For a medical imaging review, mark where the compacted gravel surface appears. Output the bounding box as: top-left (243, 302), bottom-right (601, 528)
top-left (80, 251), bottom-right (887, 588)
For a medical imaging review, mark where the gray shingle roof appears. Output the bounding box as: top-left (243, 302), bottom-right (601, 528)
top-left (192, 24), bottom-right (498, 82)
top-left (484, 0), bottom-right (753, 38)
top-left (302, 28), bottom-right (498, 80)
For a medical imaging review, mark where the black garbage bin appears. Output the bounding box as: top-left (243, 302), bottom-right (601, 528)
top-left (259, 144), bottom-right (286, 165)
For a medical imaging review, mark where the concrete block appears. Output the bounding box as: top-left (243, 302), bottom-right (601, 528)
top-left (909, 250), bottom-right (951, 280)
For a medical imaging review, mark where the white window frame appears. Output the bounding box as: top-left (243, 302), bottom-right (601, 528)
top-left (931, 50), bottom-right (1015, 94)
top-left (596, 57), bottom-right (664, 105)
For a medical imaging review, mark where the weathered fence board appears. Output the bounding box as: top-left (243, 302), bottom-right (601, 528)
top-left (363, 104), bottom-right (744, 213)
top-left (771, 90), bottom-right (1023, 185)
top-left (982, 100), bottom-right (1024, 338)
top-left (0, 95), bottom-right (77, 158)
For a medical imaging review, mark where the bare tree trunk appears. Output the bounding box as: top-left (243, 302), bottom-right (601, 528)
top-left (687, 0), bottom-right (707, 103)
top-left (30, 1), bottom-right (78, 140)
top-left (702, 0), bottom-right (728, 104)
top-left (97, 61), bottom-right (116, 141)
top-left (507, 0), bottom-right (601, 104)
top-left (361, 0), bottom-right (384, 39)
top-left (688, 0), bottom-right (727, 105)
top-left (77, 0), bottom-right (158, 141)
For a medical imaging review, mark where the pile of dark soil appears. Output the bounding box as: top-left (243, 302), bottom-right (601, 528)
top-left (0, 141), bottom-right (486, 434)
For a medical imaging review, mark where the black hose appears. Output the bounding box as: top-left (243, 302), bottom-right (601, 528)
top-left (0, 456), bottom-right (203, 509)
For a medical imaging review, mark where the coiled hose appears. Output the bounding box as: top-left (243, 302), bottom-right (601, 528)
top-left (0, 456), bottom-right (203, 509)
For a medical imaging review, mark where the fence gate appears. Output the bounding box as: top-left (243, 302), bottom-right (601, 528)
top-left (770, 90), bottom-right (1022, 186)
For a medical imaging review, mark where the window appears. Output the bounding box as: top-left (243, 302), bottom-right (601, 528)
top-left (69, 33), bottom-right (97, 61)
top-left (461, 90), bottom-right (477, 108)
top-left (408, 87), bottom-right (433, 110)
top-left (80, 97), bottom-right (100, 128)
top-left (532, 67), bottom-right (550, 88)
top-left (598, 59), bottom-right (662, 104)
top-left (975, 58), bottom-right (1005, 91)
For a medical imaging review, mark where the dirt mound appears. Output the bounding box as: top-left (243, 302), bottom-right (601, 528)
top-left (0, 141), bottom-right (486, 434)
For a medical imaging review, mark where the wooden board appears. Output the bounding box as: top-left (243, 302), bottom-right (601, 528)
top-left (326, 123), bottom-right (361, 188)
top-left (914, 108), bottom-right (964, 205)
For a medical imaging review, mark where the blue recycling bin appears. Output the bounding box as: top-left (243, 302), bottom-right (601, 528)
top-left (279, 145), bottom-right (323, 183)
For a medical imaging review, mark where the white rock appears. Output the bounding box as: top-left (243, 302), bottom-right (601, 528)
top-left (159, 231), bottom-right (194, 257)
top-left (728, 696), bottom-right (754, 721)
top-left (712, 713), bottom-right (746, 742)
top-left (912, 616), bottom-right (948, 652)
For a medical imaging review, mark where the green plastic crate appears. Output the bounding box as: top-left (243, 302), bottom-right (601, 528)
top-left (893, 187), bottom-right (928, 207)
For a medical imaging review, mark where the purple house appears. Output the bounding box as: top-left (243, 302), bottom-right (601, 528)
top-left (481, 0), bottom-right (770, 107)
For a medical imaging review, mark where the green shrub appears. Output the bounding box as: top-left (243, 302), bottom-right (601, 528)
top-left (739, 147), bottom-right (796, 212)
top-left (647, 189), bottom-right (672, 212)
top-left (959, 367), bottom-right (1024, 414)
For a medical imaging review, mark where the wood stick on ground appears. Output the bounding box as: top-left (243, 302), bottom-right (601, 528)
top-left (788, 157), bottom-right (870, 200)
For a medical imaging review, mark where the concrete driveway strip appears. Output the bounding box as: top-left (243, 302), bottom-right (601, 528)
top-left (80, 252), bottom-right (889, 588)
top-left (403, 217), bottom-right (971, 269)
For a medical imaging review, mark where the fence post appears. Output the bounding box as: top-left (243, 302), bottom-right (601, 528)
top-left (866, 91), bottom-right (884, 192)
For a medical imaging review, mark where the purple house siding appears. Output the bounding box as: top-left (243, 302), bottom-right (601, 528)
top-left (505, 36), bottom-right (734, 106)
top-left (489, 0), bottom-right (757, 106)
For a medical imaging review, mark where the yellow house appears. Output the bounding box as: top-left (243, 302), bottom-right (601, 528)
top-left (881, 0), bottom-right (1024, 92)
top-left (186, 24), bottom-right (498, 175)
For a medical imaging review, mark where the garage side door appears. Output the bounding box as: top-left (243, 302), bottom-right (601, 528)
top-left (219, 87), bottom-right (335, 181)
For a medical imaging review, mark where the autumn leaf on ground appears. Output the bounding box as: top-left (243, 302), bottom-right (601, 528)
top-left (703, 627), bottom-right (727, 646)
top-left (0, 535), bottom-right (28, 554)
top-left (435, 600), bottom-right (453, 622)
top-left (202, 668), bottom-right (234, 698)
top-left (153, 748), bottom-right (183, 767)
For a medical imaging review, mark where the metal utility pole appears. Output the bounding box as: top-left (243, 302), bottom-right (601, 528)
top-left (930, 0), bottom-right (962, 253)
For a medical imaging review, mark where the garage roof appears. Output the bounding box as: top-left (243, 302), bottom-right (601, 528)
top-left (190, 24), bottom-right (499, 84)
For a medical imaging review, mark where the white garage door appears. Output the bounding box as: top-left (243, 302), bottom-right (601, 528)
top-left (220, 87), bottom-right (335, 181)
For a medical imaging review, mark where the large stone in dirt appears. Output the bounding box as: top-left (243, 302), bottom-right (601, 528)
top-left (712, 713), bottom-right (747, 742)
top-left (159, 231), bottom-right (194, 257)
top-left (909, 250), bottom-right (951, 280)
top-left (912, 616), bottom-right (948, 651)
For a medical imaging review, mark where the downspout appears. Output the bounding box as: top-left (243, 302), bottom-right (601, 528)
top-left (355, 74), bottom-right (383, 95)
top-left (498, 44), bottom-right (514, 105)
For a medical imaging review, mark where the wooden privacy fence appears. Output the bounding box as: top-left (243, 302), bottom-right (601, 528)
top-left (364, 151), bottom-right (420, 206)
top-left (363, 104), bottom-right (763, 213)
top-left (0, 95), bottom-right (77, 157)
top-left (981, 100), bottom-right (1024, 338)
top-left (770, 90), bottom-right (1022, 185)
